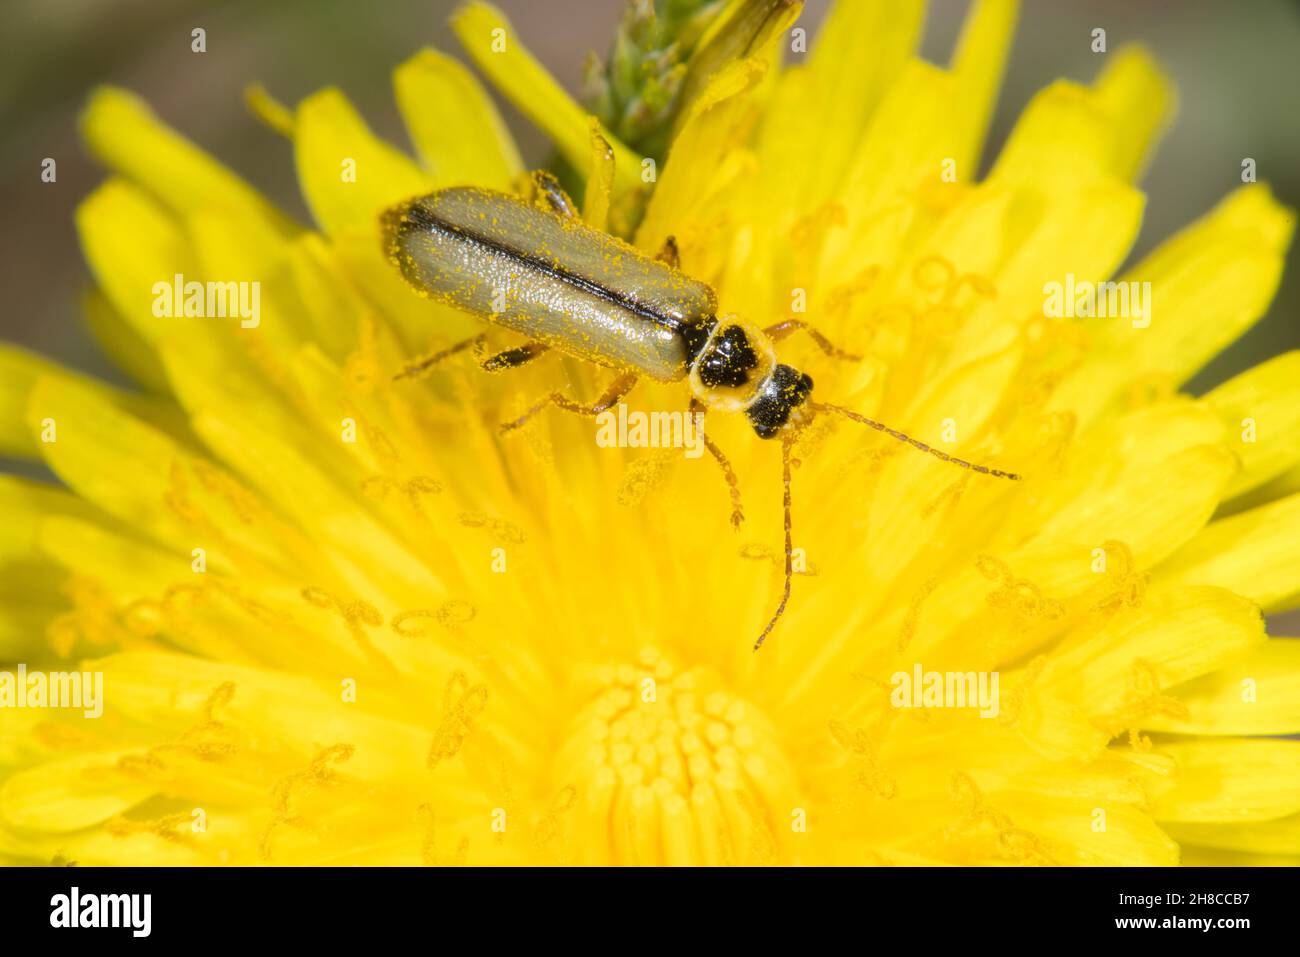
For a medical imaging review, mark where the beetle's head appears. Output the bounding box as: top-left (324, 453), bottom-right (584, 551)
top-left (687, 316), bottom-right (813, 438)
top-left (744, 363), bottom-right (815, 438)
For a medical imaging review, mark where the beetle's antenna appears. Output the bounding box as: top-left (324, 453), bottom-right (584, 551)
top-left (754, 433), bottom-right (796, 652)
top-left (810, 401), bottom-right (1022, 481)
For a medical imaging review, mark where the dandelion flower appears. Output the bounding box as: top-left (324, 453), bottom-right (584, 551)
top-left (1, 0), bottom-right (1298, 867)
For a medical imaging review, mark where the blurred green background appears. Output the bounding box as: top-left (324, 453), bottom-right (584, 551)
top-left (1, 1), bottom-right (1298, 624)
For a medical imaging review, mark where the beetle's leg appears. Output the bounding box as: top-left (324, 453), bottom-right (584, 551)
top-left (528, 170), bottom-right (580, 219)
top-left (655, 235), bottom-right (681, 269)
top-left (393, 334), bottom-right (487, 382)
top-left (480, 342), bottom-right (550, 372)
top-left (690, 399), bottom-right (744, 529)
top-left (763, 320), bottom-right (862, 362)
top-left (499, 372), bottom-right (638, 434)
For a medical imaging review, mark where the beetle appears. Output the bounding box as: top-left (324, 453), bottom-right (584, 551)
top-left (382, 171), bottom-right (1020, 650)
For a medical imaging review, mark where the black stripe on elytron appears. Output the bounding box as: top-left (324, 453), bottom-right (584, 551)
top-left (404, 201), bottom-right (698, 336)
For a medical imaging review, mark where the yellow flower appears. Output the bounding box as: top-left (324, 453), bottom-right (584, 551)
top-left (2, 0), bottom-right (1299, 866)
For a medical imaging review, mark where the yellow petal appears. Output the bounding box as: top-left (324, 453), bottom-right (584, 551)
top-left (0, 817), bottom-right (230, 866)
top-left (1225, 457), bottom-right (1300, 517)
top-left (1178, 844), bottom-right (1300, 866)
top-left (0, 599), bottom-right (63, 660)
top-left (903, 341), bottom-right (1022, 447)
top-left (0, 344), bottom-right (179, 460)
top-left (1010, 402), bottom-right (1235, 569)
top-left (1165, 812), bottom-right (1300, 856)
top-left (0, 709), bottom-right (50, 767)
top-left (996, 792), bottom-right (1178, 866)
top-left (80, 288), bottom-right (170, 394)
top-left (0, 346), bottom-right (111, 458)
top-left (990, 80), bottom-right (1115, 190)
top-left (80, 86), bottom-right (292, 243)
top-left (286, 233), bottom-right (371, 360)
top-left (0, 478), bottom-right (95, 658)
top-left (450, 2), bottom-right (640, 197)
top-left (1091, 46), bottom-right (1175, 182)
top-left (582, 122), bottom-right (615, 230)
top-left (819, 61), bottom-right (960, 284)
top-left (1203, 351), bottom-right (1300, 500)
top-left (26, 376), bottom-right (301, 581)
top-left (0, 476), bottom-right (104, 562)
top-left (36, 515), bottom-right (189, 606)
top-left (808, 355), bottom-right (1025, 616)
top-left (1026, 445), bottom-right (1235, 571)
top-left (92, 651), bottom-right (414, 751)
top-left (678, 0), bottom-right (802, 129)
top-left (29, 376), bottom-right (195, 555)
top-left (828, 542), bottom-right (1100, 679)
top-left (243, 82), bottom-right (295, 137)
top-left (743, 1), bottom-right (920, 260)
top-left (294, 87), bottom-right (432, 236)
top-left (186, 207), bottom-right (308, 356)
top-left (37, 514), bottom-right (368, 668)
top-left (794, 0), bottom-right (925, 207)
top-left (637, 59), bottom-right (766, 264)
top-left (1155, 491), bottom-right (1300, 613)
top-left (85, 652), bottom-right (482, 804)
top-left (1144, 639), bottom-right (1300, 735)
top-left (1, 753), bottom-right (154, 832)
top-left (1025, 585), bottom-right (1264, 758)
top-left (1151, 739), bottom-right (1300, 823)
top-left (393, 48), bottom-right (522, 191)
top-left (953, 179), bottom-right (1144, 363)
top-left (1039, 585), bottom-right (1265, 711)
top-left (79, 181), bottom-right (338, 423)
top-left (186, 408), bottom-right (443, 600)
top-left (1116, 185), bottom-right (1294, 380)
top-left (77, 179), bottom-right (193, 347)
top-left (897, 182), bottom-right (1011, 287)
top-left (1052, 185), bottom-right (1295, 427)
top-left (948, 0), bottom-right (1019, 177)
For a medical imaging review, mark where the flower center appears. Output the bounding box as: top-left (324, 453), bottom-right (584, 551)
top-left (554, 648), bottom-right (798, 865)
